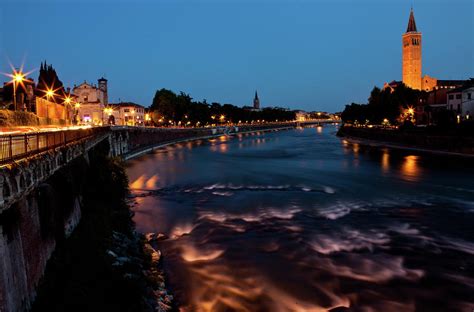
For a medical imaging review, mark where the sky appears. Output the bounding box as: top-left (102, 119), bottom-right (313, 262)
top-left (1, 0), bottom-right (473, 112)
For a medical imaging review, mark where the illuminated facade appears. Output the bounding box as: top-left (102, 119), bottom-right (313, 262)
top-left (108, 102), bottom-right (145, 126)
top-left (398, 9), bottom-right (466, 93)
top-left (72, 78), bottom-right (108, 125)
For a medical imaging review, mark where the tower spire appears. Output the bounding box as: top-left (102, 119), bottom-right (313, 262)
top-left (406, 8), bottom-right (418, 33)
top-left (253, 90), bottom-right (260, 110)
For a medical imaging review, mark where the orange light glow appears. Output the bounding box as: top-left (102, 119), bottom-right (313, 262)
top-left (401, 155), bottom-right (420, 181)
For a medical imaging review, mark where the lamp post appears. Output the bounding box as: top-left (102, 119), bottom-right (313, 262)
top-left (64, 96), bottom-right (72, 125)
top-left (74, 102), bottom-right (81, 125)
top-left (12, 71), bottom-right (25, 111)
top-left (104, 107), bottom-right (113, 125)
top-left (45, 88), bottom-right (55, 121)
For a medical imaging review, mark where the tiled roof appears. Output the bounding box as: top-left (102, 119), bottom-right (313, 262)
top-left (109, 102), bottom-right (145, 108)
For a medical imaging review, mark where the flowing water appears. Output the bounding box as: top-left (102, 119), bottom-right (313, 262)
top-left (126, 126), bottom-right (474, 312)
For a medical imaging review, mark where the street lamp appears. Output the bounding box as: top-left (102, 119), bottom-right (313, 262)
top-left (74, 102), bottom-right (81, 125)
top-left (45, 88), bottom-right (55, 100)
top-left (145, 113), bottom-right (151, 126)
top-left (103, 107), bottom-right (113, 125)
top-left (11, 70), bottom-right (25, 111)
top-left (44, 88), bottom-right (56, 120)
top-left (64, 96), bottom-right (72, 124)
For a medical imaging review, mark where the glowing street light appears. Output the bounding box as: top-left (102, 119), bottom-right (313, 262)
top-left (45, 88), bottom-right (55, 99)
top-left (10, 69), bottom-right (26, 111)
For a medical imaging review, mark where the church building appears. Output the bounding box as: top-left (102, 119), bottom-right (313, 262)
top-left (72, 77), bottom-right (108, 125)
top-left (385, 8), bottom-right (466, 93)
top-left (253, 91), bottom-right (260, 110)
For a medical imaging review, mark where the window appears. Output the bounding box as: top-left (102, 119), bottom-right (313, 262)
top-left (468, 93), bottom-right (472, 100)
top-left (448, 95), bottom-right (454, 100)
top-left (84, 96), bottom-right (88, 102)
top-left (456, 94), bottom-right (462, 99)
top-left (124, 108), bottom-right (130, 112)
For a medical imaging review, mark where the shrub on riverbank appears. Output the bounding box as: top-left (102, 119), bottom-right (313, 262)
top-left (32, 141), bottom-right (173, 312)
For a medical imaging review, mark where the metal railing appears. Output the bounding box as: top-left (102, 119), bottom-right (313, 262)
top-left (0, 127), bottom-right (108, 165)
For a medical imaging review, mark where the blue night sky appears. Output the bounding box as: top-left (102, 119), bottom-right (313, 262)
top-left (1, 0), bottom-right (473, 112)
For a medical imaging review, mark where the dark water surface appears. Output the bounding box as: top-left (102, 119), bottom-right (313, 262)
top-left (126, 126), bottom-right (474, 312)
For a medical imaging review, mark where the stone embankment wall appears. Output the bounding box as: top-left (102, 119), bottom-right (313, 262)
top-left (338, 126), bottom-right (474, 155)
top-left (0, 153), bottom-right (86, 311)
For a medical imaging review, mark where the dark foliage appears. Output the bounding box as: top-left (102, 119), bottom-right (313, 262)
top-left (150, 88), bottom-right (295, 126)
top-left (35, 61), bottom-right (68, 103)
top-left (341, 84), bottom-right (424, 124)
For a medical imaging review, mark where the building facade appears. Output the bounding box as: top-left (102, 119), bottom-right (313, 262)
top-left (447, 84), bottom-right (474, 119)
top-left (72, 78), bottom-right (108, 125)
top-left (107, 102), bottom-right (145, 126)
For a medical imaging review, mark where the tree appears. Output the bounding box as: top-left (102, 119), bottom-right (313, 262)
top-left (341, 83), bottom-right (425, 125)
top-left (149, 88), bottom-right (296, 126)
top-left (36, 61), bottom-right (67, 103)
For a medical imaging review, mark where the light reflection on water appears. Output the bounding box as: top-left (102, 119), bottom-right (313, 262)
top-left (401, 155), bottom-right (421, 182)
top-left (126, 126), bottom-right (474, 311)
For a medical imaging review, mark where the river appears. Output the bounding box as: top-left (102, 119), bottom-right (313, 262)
top-left (126, 125), bottom-right (474, 312)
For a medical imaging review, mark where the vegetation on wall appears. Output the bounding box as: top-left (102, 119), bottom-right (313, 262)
top-left (0, 109), bottom-right (39, 127)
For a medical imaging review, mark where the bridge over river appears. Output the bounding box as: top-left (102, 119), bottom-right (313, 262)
top-left (0, 119), bottom-right (335, 312)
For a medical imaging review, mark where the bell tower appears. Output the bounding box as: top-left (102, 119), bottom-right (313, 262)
top-left (402, 8), bottom-right (422, 90)
top-left (253, 91), bottom-right (260, 110)
top-left (98, 77), bottom-right (108, 106)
